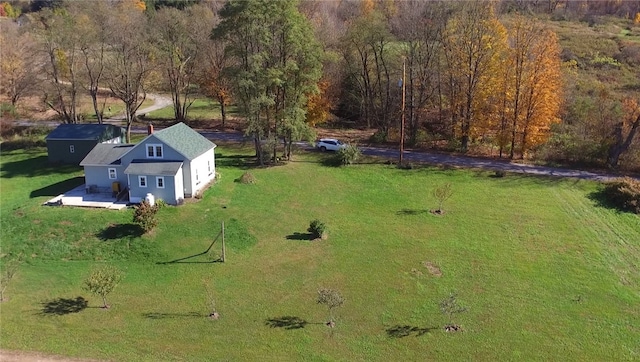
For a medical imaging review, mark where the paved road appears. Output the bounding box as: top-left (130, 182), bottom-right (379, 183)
top-left (358, 146), bottom-right (622, 181)
top-left (10, 93), bottom-right (634, 182)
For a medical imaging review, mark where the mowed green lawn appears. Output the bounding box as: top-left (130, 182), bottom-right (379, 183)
top-left (1, 145), bottom-right (639, 361)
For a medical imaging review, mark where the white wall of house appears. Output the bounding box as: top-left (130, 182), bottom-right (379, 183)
top-left (187, 149), bottom-right (215, 197)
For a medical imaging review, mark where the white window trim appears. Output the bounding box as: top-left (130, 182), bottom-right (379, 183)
top-left (139, 176), bottom-right (147, 188)
top-left (156, 176), bottom-right (165, 188)
top-left (207, 160), bottom-right (213, 176)
top-left (195, 169), bottom-right (200, 185)
top-left (146, 144), bottom-right (164, 159)
top-left (69, 145), bottom-right (75, 153)
top-left (108, 168), bottom-right (117, 180)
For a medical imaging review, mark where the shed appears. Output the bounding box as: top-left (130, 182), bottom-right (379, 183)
top-left (46, 124), bottom-right (125, 164)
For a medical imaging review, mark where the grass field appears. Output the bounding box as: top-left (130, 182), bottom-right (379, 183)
top-left (1, 144), bottom-right (639, 361)
top-left (145, 98), bottom-right (240, 121)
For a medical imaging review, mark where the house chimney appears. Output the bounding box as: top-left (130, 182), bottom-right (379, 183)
top-left (147, 123), bottom-right (154, 135)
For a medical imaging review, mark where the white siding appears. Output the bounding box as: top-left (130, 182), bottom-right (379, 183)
top-left (188, 149), bottom-right (215, 196)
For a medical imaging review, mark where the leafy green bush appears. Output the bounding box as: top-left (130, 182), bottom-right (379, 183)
top-left (308, 219), bottom-right (327, 239)
top-left (0, 103), bottom-right (18, 119)
top-left (133, 201), bottom-right (160, 232)
top-left (369, 130), bottom-right (387, 143)
top-left (602, 177), bottom-right (640, 214)
top-left (336, 144), bottom-right (361, 166)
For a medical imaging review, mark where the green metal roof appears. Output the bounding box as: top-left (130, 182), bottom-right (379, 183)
top-left (46, 124), bottom-right (124, 141)
top-left (124, 162), bottom-right (183, 176)
top-left (80, 144), bottom-right (135, 166)
top-left (150, 123), bottom-right (216, 160)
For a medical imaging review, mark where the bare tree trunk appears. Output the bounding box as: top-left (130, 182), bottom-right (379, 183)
top-left (607, 115), bottom-right (640, 168)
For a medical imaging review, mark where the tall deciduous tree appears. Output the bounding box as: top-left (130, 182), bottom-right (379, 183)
top-left (341, 5), bottom-right (397, 135)
top-left (0, 21), bottom-right (39, 107)
top-left (504, 16), bottom-right (562, 159)
top-left (32, 7), bottom-right (83, 124)
top-left (608, 98), bottom-right (640, 168)
top-left (105, 0), bottom-right (153, 142)
top-left (213, 0), bottom-right (322, 164)
top-left (153, 5), bottom-right (213, 122)
top-left (72, 1), bottom-right (111, 123)
top-left (391, 1), bottom-right (447, 146)
top-left (441, 1), bottom-right (507, 151)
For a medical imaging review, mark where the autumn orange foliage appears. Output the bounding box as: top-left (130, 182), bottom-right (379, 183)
top-left (306, 81), bottom-right (331, 126)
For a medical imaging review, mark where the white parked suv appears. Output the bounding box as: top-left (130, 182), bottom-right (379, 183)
top-left (316, 138), bottom-right (347, 152)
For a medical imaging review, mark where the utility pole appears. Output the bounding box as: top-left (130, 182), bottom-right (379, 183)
top-left (399, 57), bottom-right (406, 165)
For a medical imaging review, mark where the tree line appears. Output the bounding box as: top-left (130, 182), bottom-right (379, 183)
top-left (1, 0), bottom-right (639, 170)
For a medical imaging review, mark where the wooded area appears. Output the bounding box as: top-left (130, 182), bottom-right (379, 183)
top-left (1, 0), bottom-right (640, 170)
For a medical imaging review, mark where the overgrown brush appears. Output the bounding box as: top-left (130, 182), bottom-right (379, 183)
top-left (602, 177), bottom-right (640, 214)
top-left (336, 144), bottom-right (361, 166)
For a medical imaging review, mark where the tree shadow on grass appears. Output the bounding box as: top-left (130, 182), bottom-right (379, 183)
top-left (30, 176), bottom-right (85, 198)
top-left (40, 297), bottom-right (88, 315)
top-left (396, 209), bottom-right (429, 215)
top-left (142, 312), bottom-right (203, 319)
top-left (1, 155), bottom-right (81, 179)
top-left (97, 223), bottom-right (144, 240)
top-left (286, 232), bottom-right (315, 241)
top-left (215, 153), bottom-right (256, 169)
top-left (265, 316), bottom-right (309, 330)
top-left (587, 189), bottom-right (637, 214)
top-left (386, 324), bottom-right (439, 338)
top-left (320, 156), bottom-right (343, 168)
top-left (157, 236), bottom-right (222, 264)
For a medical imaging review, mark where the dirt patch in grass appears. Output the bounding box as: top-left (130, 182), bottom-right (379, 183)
top-left (423, 261), bottom-right (442, 277)
top-left (0, 349), bottom-right (106, 362)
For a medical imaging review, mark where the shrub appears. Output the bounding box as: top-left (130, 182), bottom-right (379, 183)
top-left (602, 177), bottom-right (640, 214)
top-left (308, 219), bottom-right (326, 239)
top-left (133, 200), bottom-right (160, 232)
top-left (155, 199), bottom-right (167, 208)
top-left (369, 130), bottom-right (387, 143)
top-left (336, 144), bottom-right (361, 166)
top-left (0, 103), bottom-right (18, 119)
top-left (236, 172), bottom-right (256, 184)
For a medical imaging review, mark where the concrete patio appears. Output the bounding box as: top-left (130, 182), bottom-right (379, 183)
top-left (44, 184), bottom-right (129, 210)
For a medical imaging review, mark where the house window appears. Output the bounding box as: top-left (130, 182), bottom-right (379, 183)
top-left (156, 177), bottom-right (164, 188)
top-left (69, 145), bottom-right (75, 153)
top-left (108, 168), bottom-right (117, 180)
top-left (146, 144), bottom-right (163, 159)
top-left (139, 176), bottom-right (147, 188)
top-left (207, 160), bottom-right (212, 175)
top-left (195, 169), bottom-right (200, 185)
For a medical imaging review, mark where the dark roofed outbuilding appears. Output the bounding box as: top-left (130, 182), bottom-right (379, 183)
top-left (46, 124), bottom-right (125, 164)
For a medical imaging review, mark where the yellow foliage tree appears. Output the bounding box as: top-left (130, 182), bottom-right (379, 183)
top-left (361, 0), bottom-right (375, 16)
top-left (504, 16), bottom-right (562, 159)
top-left (441, 1), bottom-right (508, 151)
top-left (305, 80), bottom-right (331, 126)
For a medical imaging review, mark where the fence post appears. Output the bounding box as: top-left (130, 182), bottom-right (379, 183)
top-left (221, 221), bottom-right (225, 262)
